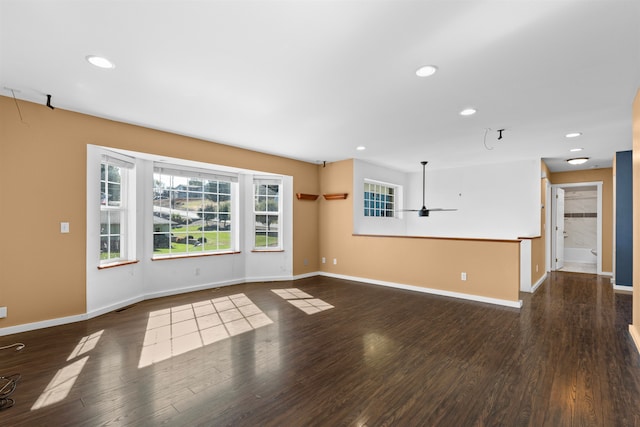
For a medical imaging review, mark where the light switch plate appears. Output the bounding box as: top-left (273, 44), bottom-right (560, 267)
top-left (60, 222), bottom-right (70, 233)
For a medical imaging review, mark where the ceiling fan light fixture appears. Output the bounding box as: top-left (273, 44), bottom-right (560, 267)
top-left (416, 65), bottom-right (438, 77)
top-left (86, 55), bottom-right (115, 69)
top-left (567, 157), bottom-right (589, 165)
top-left (459, 108), bottom-right (477, 116)
top-left (565, 132), bottom-right (582, 138)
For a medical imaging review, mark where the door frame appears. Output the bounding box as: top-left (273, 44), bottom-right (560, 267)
top-left (549, 181), bottom-right (603, 274)
top-left (551, 187), bottom-right (566, 270)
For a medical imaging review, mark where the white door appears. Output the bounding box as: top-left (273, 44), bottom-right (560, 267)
top-left (554, 187), bottom-right (565, 270)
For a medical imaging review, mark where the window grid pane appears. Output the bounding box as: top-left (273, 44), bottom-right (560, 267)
top-left (254, 183), bottom-right (281, 249)
top-left (153, 171), bottom-right (233, 257)
top-left (364, 182), bottom-right (396, 217)
top-left (100, 162), bottom-right (126, 262)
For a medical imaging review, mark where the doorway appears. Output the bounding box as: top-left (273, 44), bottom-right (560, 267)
top-left (550, 182), bottom-right (602, 274)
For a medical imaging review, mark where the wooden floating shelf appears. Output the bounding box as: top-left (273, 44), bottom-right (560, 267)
top-left (323, 193), bottom-right (349, 200)
top-left (296, 193), bottom-right (319, 201)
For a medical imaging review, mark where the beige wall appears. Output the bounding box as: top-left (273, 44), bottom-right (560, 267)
top-left (549, 168), bottom-right (614, 273)
top-left (0, 96), bottom-right (320, 328)
top-left (631, 89), bottom-right (640, 351)
top-left (318, 159), bottom-right (521, 303)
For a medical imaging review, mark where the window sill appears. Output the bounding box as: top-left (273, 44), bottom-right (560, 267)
top-left (98, 260), bottom-right (140, 270)
top-left (251, 249), bottom-right (284, 253)
top-left (152, 251), bottom-right (241, 261)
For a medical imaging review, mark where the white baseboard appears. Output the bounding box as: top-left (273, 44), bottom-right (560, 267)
top-left (87, 295), bottom-right (146, 320)
top-left (530, 272), bottom-right (547, 293)
top-left (243, 274), bottom-right (295, 283)
top-left (0, 313), bottom-right (88, 337)
top-left (144, 279), bottom-right (246, 301)
top-left (318, 272), bottom-right (522, 309)
top-left (292, 271), bottom-right (321, 280)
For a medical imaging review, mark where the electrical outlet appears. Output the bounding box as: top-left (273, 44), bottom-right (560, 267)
top-left (461, 272), bottom-right (467, 281)
top-left (304, 258), bottom-right (309, 266)
top-left (0, 307), bottom-right (7, 318)
top-left (333, 258), bottom-right (337, 265)
top-left (195, 268), bottom-right (200, 276)
top-left (322, 257), bottom-right (326, 264)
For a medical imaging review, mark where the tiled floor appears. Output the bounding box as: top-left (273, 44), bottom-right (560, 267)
top-left (558, 261), bottom-right (597, 274)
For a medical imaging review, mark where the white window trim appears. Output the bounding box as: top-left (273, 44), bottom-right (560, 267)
top-left (253, 177), bottom-right (283, 250)
top-left (363, 178), bottom-right (401, 219)
top-left (152, 164), bottom-right (239, 258)
top-left (100, 151), bottom-right (136, 265)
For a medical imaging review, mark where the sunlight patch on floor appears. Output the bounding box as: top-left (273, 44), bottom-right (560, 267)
top-left (271, 288), bottom-right (313, 299)
top-left (31, 357), bottom-right (89, 410)
top-left (138, 293), bottom-right (273, 368)
top-left (67, 330), bottom-right (104, 361)
top-left (32, 330), bottom-right (104, 411)
top-left (271, 288), bottom-right (334, 314)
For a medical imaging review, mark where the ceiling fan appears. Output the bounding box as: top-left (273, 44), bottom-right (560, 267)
top-left (403, 161), bottom-right (457, 217)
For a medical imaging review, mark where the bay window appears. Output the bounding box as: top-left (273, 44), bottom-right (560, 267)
top-left (153, 166), bottom-right (237, 258)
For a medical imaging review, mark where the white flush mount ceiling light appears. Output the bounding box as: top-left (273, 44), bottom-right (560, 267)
top-left (459, 108), bottom-right (477, 116)
top-left (565, 132), bottom-right (582, 138)
top-left (567, 157), bottom-right (589, 165)
top-left (86, 55), bottom-right (115, 69)
top-left (415, 65), bottom-right (438, 77)
top-left (570, 148), bottom-right (583, 152)
top-left (356, 146), bottom-right (366, 151)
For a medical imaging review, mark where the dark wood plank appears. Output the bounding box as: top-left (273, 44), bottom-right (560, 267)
top-left (1, 273), bottom-right (639, 426)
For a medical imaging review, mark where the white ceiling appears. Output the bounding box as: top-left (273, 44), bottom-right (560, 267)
top-left (2, 0), bottom-right (639, 173)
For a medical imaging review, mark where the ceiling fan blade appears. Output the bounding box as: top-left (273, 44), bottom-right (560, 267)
top-left (417, 206), bottom-right (457, 217)
top-left (396, 207), bottom-right (458, 216)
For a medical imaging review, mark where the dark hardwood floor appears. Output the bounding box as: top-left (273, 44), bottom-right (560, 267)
top-left (1, 272), bottom-right (639, 426)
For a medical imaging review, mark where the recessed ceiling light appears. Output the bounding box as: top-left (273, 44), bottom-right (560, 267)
top-left (565, 132), bottom-right (582, 138)
top-left (567, 157), bottom-right (589, 165)
top-left (569, 148), bottom-right (583, 152)
top-left (459, 108), bottom-right (477, 116)
top-left (356, 146), bottom-right (366, 151)
top-left (86, 55), bottom-right (115, 69)
top-left (416, 65), bottom-right (438, 77)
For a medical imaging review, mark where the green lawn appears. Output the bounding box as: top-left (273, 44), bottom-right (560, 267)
top-left (255, 235), bottom-right (279, 247)
top-left (154, 226), bottom-right (231, 255)
top-left (100, 252), bottom-right (120, 260)
top-left (104, 226), bottom-right (279, 258)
